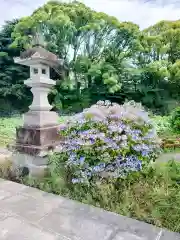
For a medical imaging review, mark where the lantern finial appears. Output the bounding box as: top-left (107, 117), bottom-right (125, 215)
top-left (31, 24), bottom-right (46, 48)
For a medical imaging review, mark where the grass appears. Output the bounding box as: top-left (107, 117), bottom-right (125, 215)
top-left (164, 148), bottom-right (180, 153)
top-left (0, 116), bottom-right (22, 147)
top-left (151, 115), bottom-right (178, 138)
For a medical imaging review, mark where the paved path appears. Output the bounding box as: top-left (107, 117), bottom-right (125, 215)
top-left (157, 153), bottom-right (180, 162)
top-left (0, 148), bottom-right (11, 164)
top-left (0, 179), bottom-right (179, 240)
top-left (0, 148), bottom-right (11, 155)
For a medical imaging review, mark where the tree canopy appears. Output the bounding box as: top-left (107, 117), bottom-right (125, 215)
top-left (0, 1), bottom-right (179, 115)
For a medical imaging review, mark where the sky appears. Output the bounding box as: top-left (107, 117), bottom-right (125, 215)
top-left (0, 0), bottom-right (180, 29)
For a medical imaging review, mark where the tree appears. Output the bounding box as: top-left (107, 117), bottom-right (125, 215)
top-left (144, 20), bottom-right (180, 64)
top-left (11, 1), bottom-right (141, 111)
top-left (0, 19), bottom-right (30, 114)
top-left (130, 20), bottom-right (180, 113)
top-left (0, 1), bottom-right (179, 115)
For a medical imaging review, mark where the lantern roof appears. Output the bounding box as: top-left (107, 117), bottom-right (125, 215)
top-left (20, 46), bottom-right (58, 62)
top-left (14, 30), bottom-right (65, 76)
top-left (14, 30), bottom-right (62, 66)
top-left (14, 46), bottom-right (64, 69)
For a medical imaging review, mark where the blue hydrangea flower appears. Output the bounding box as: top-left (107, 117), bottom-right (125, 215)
top-left (72, 178), bottom-right (85, 184)
top-left (79, 156), bottom-right (85, 165)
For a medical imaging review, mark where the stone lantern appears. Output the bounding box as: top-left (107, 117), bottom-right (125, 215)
top-left (12, 38), bottom-right (64, 177)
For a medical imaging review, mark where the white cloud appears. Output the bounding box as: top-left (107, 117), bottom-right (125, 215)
top-left (81, 0), bottom-right (180, 29)
top-left (0, 0), bottom-right (180, 29)
top-left (0, 0), bottom-right (45, 25)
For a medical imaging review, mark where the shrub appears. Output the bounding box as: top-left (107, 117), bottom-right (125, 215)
top-left (171, 107), bottom-right (180, 133)
top-left (52, 100), bottom-right (161, 185)
top-left (151, 115), bottom-right (171, 135)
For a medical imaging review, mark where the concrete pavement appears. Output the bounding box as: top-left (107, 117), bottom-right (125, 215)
top-left (0, 179), bottom-right (179, 239)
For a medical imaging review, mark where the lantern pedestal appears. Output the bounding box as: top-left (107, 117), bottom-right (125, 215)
top-left (10, 124), bottom-right (62, 177)
top-left (23, 111), bottom-right (59, 128)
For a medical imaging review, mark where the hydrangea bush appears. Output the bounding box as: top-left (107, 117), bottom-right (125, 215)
top-left (52, 100), bottom-right (161, 185)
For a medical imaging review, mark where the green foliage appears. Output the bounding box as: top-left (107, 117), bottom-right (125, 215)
top-left (171, 107), bottom-right (180, 133)
top-left (0, 19), bottom-right (31, 112)
top-left (151, 115), bottom-right (171, 135)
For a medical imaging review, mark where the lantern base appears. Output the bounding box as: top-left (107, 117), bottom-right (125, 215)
top-left (11, 152), bottom-right (49, 178)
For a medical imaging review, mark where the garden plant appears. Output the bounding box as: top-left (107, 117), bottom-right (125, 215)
top-left (50, 100), bottom-right (161, 185)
